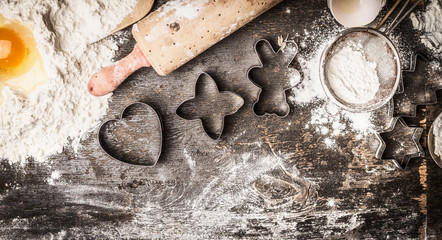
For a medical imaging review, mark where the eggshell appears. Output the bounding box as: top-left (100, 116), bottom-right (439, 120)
top-left (328, 0), bottom-right (384, 27)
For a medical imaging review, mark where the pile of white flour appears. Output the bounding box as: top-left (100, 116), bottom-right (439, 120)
top-left (410, 0), bottom-right (442, 58)
top-left (433, 115), bottom-right (442, 158)
top-left (326, 43), bottom-right (380, 104)
top-left (287, 16), bottom-right (381, 148)
top-left (0, 0), bottom-right (137, 164)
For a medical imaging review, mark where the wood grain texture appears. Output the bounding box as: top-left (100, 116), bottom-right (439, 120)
top-left (133, 0), bottom-right (283, 75)
top-left (110, 0), bottom-right (155, 36)
top-left (0, 0), bottom-right (441, 239)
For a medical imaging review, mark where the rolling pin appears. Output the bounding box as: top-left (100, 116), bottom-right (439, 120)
top-left (88, 0), bottom-right (283, 96)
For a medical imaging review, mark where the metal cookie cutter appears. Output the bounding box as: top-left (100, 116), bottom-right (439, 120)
top-left (176, 72), bottom-right (244, 140)
top-left (394, 54), bottom-right (442, 117)
top-left (375, 117), bottom-right (424, 169)
top-left (98, 102), bottom-right (163, 166)
top-left (247, 39), bottom-right (300, 117)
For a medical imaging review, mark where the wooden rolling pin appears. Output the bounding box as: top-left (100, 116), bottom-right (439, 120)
top-left (88, 0), bottom-right (282, 96)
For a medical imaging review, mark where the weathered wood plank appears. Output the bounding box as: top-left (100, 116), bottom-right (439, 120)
top-left (0, 0), bottom-right (441, 239)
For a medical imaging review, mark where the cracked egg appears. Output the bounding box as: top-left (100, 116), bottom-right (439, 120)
top-left (0, 13), bottom-right (47, 104)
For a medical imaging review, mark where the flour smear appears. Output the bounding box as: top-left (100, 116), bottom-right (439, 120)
top-left (433, 113), bottom-right (442, 158)
top-left (143, 0), bottom-right (209, 42)
top-left (0, 0), bottom-right (137, 164)
top-left (410, 0), bottom-right (442, 57)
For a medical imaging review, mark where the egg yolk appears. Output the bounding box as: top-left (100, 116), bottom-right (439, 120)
top-left (0, 14), bottom-right (47, 105)
top-left (0, 39), bottom-right (12, 59)
top-left (0, 28), bottom-right (26, 70)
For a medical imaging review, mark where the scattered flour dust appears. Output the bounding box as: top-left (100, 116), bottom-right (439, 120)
top-left (159, 0), bottom-right (208, 19)
top-left (287, 21), bottom-right (376, 149)
top-left (288, 40), bottom-right (330, 105)
top-left (47, 170), bottom-right (61, 185)
top-left (327, 44), bottom-right (380, 104)
top-left (308, 101), bottom-right (375, 145)
top-left (143, 0), bottom-right (209, 42)
top-left (409, 0), bottom-right (442, 57)
top-left (0, 0), bottom-right (137, 164)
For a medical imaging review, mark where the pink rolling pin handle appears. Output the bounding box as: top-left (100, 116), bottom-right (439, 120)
top-left (88, 44), bottom-right (151, 96)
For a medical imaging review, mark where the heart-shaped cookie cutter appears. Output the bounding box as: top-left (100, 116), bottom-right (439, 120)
top-left (247, 39), bottom-right (300, 117)
top-left (98, 102), bottom-right (163, 166)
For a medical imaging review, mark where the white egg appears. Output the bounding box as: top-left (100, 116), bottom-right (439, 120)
top-left (328, 0), bottom-right (385, 28)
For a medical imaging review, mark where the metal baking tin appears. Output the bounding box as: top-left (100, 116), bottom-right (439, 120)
top-left (98, 102), bottom-right (163, 166)
top-left (247, 39), bottom-right (300, 117)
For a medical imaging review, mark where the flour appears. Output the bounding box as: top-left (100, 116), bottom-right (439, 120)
top-left (326, 43), bottom-right (380, 104)
top-left (288, 40), bottom-right (330, 105)
top-left (410, 0), bottom-right (442, 58)
top-left (0, 0), bottom-right (137, 164)
top-left (144, 0), bottom-right (209, 42)
top-left (47, 170), bottom-right (61, 185)
top-left (310, 101), bottom-right (374, 137)
top-left (287, 15), bottom-right (378, 148)
top-left (158, 0), bottom-right (209, 19)
top-left (50, 0), bottom-right (137, 56)
top-left (433, 114), bottom-right (442, 158)
top-left (288, 68), bottom-right (301, 87)
top-left (288, 16), bottom-right (341, 105)
top-left (323, 137), bottom-right (336, 148)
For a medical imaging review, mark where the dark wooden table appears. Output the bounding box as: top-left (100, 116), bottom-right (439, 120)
top-left (1, 1), bottom-right (441, 239)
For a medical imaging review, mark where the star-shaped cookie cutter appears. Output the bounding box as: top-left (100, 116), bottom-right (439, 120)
top-left (375, 117), bottom-right (424, 169)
